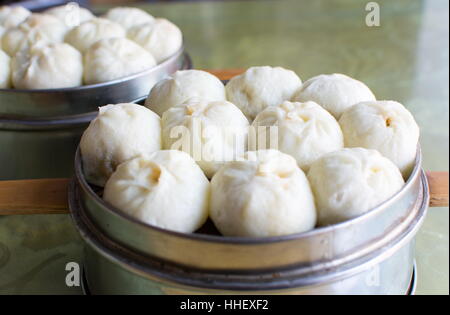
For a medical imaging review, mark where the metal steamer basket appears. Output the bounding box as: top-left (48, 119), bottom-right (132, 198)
top-left (69, 147), bottom-right (428, 295)
top-left (0, 49), bottom-right (191, 180)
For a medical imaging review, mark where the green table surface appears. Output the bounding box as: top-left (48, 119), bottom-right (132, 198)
top-left (0, 0), bottom-right (448, 295)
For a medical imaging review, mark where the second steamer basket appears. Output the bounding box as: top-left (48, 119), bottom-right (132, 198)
top-left (0, 48), bottom-right (191, 180)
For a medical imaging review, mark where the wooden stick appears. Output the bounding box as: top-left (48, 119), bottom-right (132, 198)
top-left (0, 71), bottom-right (447, 215)
top-left (426, 171), bottom-right (449, 208)
top-left (0, 172), bottom-right (447, 215)
top-left (0, 178), bottom-right (69, 215)
top-left (206, 68), bottom-right (245, 81)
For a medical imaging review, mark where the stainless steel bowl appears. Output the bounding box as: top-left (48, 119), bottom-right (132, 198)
top-left (0, 50), bottom-right (191, 180)
top-left (68, 147), bottom-right (428, 294)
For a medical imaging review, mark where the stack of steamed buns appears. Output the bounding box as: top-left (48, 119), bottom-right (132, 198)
top-left (80, 66), bottom-right (420, 237)
top-left (0, 5), bottom-right (182, 89)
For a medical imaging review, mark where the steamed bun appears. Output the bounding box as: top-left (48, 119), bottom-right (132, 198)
top-left (0, 26), bottom-right (5, 49)
top-left (162, 99), bottom-right (249, 178)
top-left (0, 6), bottom-right (31, 28)
top-left (45, 4), bottom-right (94, 28)
top-left (226, 66), bottom-right (302, 121)
top-left (307, 148), bottom-right (404, 225)
top-left (83, 37), bottom-right (156, 84)
top-left (0, 49), bottom-right (11, 88)
top-left (0, 26), bottom-right (5, 47)
top-left (11, 43), bottom-right (83, 89)
top-left (128, 18), bottom-right (182, 63)
top-left (1, 13), bottom-right (67, 56)
top-left (104, 150), bottom-right (210, 233)
top-left (145, 70), bottom-right (226, 116)
top-left (210, 150), bottom-right (316, 237)
top-left (292, 73), bottom-right (376, 119)
top-left (80, 103), bottom-right (161, 186)
top-left (103, 7), bottom-right (154, 30)
top-left (251, 101), bottom-right (344, 171)
top-left (339, 100), bottom-right (419, 177)
top-left (65, 18), bottom-right (126, 53)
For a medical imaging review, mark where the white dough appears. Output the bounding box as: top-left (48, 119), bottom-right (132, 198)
top-left (0, 6), bottom-right (31, 28)
top-left (80, 103), bottom-right (161, 186)
top-left (251, 101), bottom-right (344, 171)
top-left (83, 37), bottom-right (156, 84)
top-left (0, 49), bottom-right (11, 88)
top-left (11, 43), bottom-right (83, 89)
top-left (103, 7), bottom-right (154, 30)
top-left (103, 150), bottom-right (210, 233)
top-left (145, 70), bottom-right (226, 116)
top-left (128, 18), bottom-right (182, 63)
top-left (292, 73), bottom-right (376, 119)
top-left (1, 13), bottom-right (67, 56)
top-left (226, 66), bottom-right (302, 121)
top-left (210, 150), bottom-right (317, 237)
top-left (339, 100), bottom-right (420, 177)
top-left (65, 18), bottom-right (125, 53)
top-left (162, 99), bottom-right (249, 178)
top-left (0, 26), bottom-right (6, 49)
top-left (45, 4), bottom-right (94, 28)
top-left (307, 148), bottom-right (404, 225)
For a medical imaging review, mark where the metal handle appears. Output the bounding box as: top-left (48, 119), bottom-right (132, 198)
top-left (0, 171), bottom-right (447, 215)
